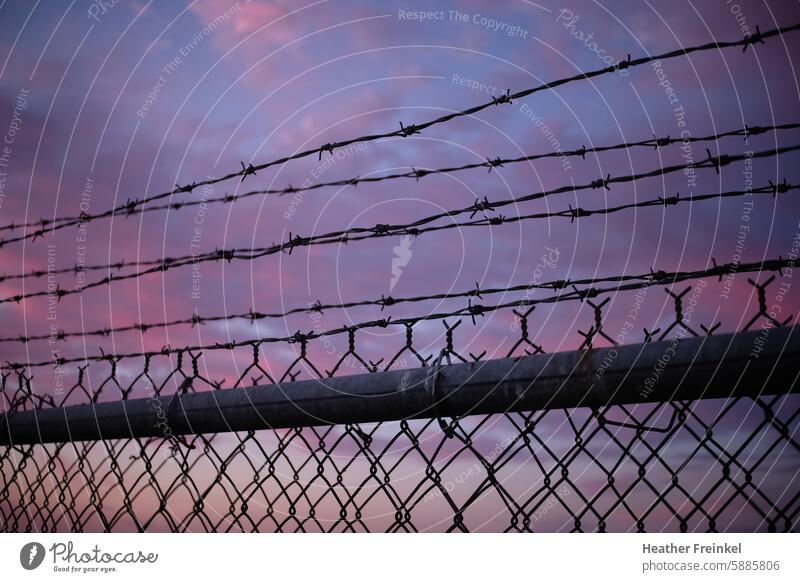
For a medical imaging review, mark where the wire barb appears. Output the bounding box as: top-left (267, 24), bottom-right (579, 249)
top-left (491, 89), bottom-right (513, 105)
top-left (742, 25), bottom-right (765, 52)
top-left (398, 121), bottom-right (420, 137)
top-left (658, 192), bottom-right (680, 206)
top-left (704, 148), bottom-right (732, 174)
top-left (568, 204), bottom-right (591, 222)
top-left (239, 162), bottom-right (257, 183)
top-left (591, 174), bottom-right (611, 190)
top-left (486, 157), bottom-right (504, 172)
top-left (318, 142), bottom-right (335, 160)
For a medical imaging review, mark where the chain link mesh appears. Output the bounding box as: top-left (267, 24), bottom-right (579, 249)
top-left (1, 276), bottom-right (797, 532)
top-left (1, 394), bottom-right (797, 532)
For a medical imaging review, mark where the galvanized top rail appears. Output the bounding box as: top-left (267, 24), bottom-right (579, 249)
top-left (2, 326), bottom-right (796, 445)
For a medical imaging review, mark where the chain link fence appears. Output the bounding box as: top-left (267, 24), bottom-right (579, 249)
top-left (1, 275), bottom-right (797, 532)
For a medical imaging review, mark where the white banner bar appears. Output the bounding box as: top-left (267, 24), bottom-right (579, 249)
top-left (1, 533), bottom-right (798, 581)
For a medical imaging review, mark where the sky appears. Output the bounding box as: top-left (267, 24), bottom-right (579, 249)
top-left (0, 0), bottom-right (799, 532)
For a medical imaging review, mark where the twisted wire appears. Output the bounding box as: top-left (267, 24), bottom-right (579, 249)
top-left (0, 123), bottom-right (794, 248)
top-left (1, 22), bottom-right (797, 244)
top-left (2, 257), bottom-right (788, 370)
top-left (2, 145), bottom-right (795, 306)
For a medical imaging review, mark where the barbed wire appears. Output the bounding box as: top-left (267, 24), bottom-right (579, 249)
top-left (2, 21), bottom-right (799, 537)
top-left (0, 170), bottom-right (795, 349)
top-left (2, 257), bottom-right (789, 370)
top-left (1, 144), bottom-right (796, 306)
top-left (1, 23), bottom-right (797, 245)
top-left (1, 122), bottom-right (795, 248)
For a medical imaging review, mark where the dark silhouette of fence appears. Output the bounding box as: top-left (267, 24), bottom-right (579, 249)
top-left (1, 279), bottom-right (798, 531)
top-left (1, 24), bottom-right (799, 532)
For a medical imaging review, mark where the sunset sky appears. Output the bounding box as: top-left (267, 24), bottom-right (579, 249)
top-left (0, 0), bottom-right (799, 532)
top-left (1, 0), bottom-right (799, 380)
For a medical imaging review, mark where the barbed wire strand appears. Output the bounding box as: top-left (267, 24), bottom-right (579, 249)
top-left (1, 23), bottom-right (797, 244)
top-left (2, 257), bottom-right (789, 370)
top-left (0, 175), bottom-right (795, 347)
top-left (1, 122), bottom-right (796, 247)
top-left (0, 144), bottom-right (796, 306)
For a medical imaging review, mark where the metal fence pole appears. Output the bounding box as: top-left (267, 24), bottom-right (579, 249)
top-left (1, 326), bottom-right (797, 445)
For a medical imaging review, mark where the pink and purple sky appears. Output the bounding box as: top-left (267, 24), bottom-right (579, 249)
top-left (1, 0), bottom-right (800, 533)
top-left (1, 0), bottom-right (799, 380)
